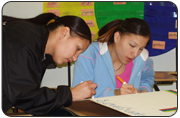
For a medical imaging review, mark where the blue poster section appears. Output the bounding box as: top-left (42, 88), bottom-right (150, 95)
top-left (144, 2), bottom-right (177, 56)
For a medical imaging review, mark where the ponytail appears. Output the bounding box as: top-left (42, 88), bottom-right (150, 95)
top-left (2, 13), bottom-right (57, 26)
top-left (97, 25), bottom-right (118, 43)
top-left (3, 13), bottom-right (92, 43)
top-left (47, 15), bottom-right (91, 42)
top-left (26, 13), bottom-right (56, 26)
top-left (97, 19), bottom-right (123, 44)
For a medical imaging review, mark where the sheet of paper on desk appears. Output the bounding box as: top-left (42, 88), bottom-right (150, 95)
top-left (90, 90), bottom-right (177, 116)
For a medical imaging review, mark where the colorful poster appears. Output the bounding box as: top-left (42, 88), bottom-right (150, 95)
top-left (144, 2), bottom-right (177, 56)
top-left (43, 2), bottom-right (98, 41)
top-left (43, 2), bottom-right (177, 56)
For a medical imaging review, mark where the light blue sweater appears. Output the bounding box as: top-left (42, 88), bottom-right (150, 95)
top-left (72, 42), bottom-right (155, 98)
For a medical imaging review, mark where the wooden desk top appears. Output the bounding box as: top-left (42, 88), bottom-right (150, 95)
top-left (154, 71), bottom-right (177, 82)
top-left (65, 100), bottom-right (128, 116)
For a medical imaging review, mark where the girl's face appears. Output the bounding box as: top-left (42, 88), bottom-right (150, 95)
top-left (46, 26), bottom-right (90, 65)
top-left (114, 32), bottom-right (149, 65)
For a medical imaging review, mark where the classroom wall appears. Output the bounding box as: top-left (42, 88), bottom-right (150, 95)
top-left (2, 2), bottom-right (177, 90)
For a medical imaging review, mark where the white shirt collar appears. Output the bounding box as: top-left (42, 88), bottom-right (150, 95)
top-left (140, 49), bottom-right (149, 61)
top-left (99, 42), bottom-right (108, 55)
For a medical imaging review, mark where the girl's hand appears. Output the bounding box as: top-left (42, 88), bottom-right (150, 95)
top-left (71, 80), bottom-right (97, 101)
top-left (138, 90), bottom-right (147, 93)
top-left (114, 84), bottom-right (137, 95)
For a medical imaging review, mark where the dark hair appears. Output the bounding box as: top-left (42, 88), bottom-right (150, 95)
top-left (98, 18), bottom-right (151, 45)
top-left (2, 13), bottom-right (56, 26)
top-left (46, 15), bottom-right (91, 42)
top-left (3, 13), bottom-right (92, 43)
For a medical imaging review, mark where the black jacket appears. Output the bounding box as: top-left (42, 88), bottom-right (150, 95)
top-left (2, 18), bottom-right (72, 115)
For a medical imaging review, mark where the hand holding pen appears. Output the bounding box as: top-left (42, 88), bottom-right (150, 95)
top-left (71, 80), bottom-right (97, 101)
top-left (114, 76), bottom-right (138, 95)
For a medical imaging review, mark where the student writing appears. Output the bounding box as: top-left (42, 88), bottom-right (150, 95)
top-left (2, 13), bottom-right (97, 116)
top-left (72, 18), bottom-right (155, 98)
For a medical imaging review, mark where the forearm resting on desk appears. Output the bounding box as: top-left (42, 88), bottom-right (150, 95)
top-left (138, 90), bottom-right (147, 93)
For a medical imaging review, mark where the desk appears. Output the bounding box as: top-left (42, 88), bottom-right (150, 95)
top-left (65, 90), bottom-right (177, 116)
top-left (154, 71), bottom-right (177, 91)
top-left (65, 100), bottom-right (128, 116)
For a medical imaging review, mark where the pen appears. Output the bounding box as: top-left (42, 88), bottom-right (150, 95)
top-left (117, 76), bottom-right (138, 94)
top-left (117, 76), bottom-right (127, 84)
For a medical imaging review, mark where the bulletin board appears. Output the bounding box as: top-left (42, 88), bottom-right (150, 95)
top-left (43, 2), bottom-right (177, 57)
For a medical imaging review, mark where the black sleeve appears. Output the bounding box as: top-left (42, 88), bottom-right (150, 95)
top-left (2, 23), bottom-right (72, 115)
top-left (3, 46), bottom-right (72, 115)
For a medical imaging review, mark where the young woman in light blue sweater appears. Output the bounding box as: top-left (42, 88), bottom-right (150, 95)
top-left (72, 18), bottom-right (155, 98)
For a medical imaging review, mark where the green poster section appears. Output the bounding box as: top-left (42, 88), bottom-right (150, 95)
top-left (94, 2), bottom-right (145, 29)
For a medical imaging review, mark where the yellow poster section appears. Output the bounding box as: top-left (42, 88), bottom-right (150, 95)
top-left (43, 2), bottom-right (99, 41)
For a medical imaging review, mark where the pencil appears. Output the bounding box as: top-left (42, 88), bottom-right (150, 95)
top-left (117, 76), bottom-right (127, 84)
top-left (80, 81), bottom-right (94, 98)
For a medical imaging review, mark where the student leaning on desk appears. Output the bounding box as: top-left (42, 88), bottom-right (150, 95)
top-left (72, 18), bottom-right (155, 97)
top-left (2, 13), bottom-right (97, 116)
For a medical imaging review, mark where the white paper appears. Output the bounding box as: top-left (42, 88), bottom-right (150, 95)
top-left (91, 90), bottom-right (177, 116)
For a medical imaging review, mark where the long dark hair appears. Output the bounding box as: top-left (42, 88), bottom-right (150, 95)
top-left (3, 13), bottom-right (92, 43)
top-left (98, 18), bottom-right (150, 45)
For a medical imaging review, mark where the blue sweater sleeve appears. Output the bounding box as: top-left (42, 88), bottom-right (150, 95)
top-left (73, 42), bottom-right (116, 98)
top-left (72, 55), bottom-right (95, 88)
top-left (72, 55), bottom-right (116, 98)
top-left (139, 58), bottom-right (155, 92)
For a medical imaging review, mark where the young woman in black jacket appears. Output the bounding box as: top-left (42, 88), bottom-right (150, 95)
top-left (2, 13), bottom-right (97, 116)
